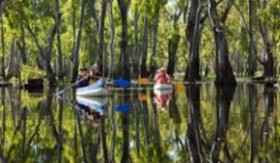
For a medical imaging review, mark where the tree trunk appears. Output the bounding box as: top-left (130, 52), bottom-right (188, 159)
top-left (108, 0), bottom-right (115, 78)
top-left (117, 0), bottom-right (130, 80)
top-left (55, 0), bottom-right (64, 80)
top-left (186, 84), bottom-right (204, 162)
top-left (210, 85), bottom-right (235, 162)
top-left (149, 5), bottom-right (160, 76)
top-left (208, 0), bottom-right (236, 85)
top-left (185, 0), bottom-right (199, 81)
top-left (167, 33), bottom-right (180, 77)
top-left (71, 0), bottom-right (86, 82)
top-left (98, 0), bottom-right (107, 75)
top-left (88, 0), bottom-right (99, 29)
top-left (167, 10), bottom-right (181, 77)
top-left (17, 24), bottom-right (27, 64)
top-left (247, 0), bottom-right (257, 77)
top-left (6, 38), bottom-right (16, 79)
top-left (139, 17), bottom-right (149, 77)
top-left (132, 9), bottom-right (139, 78)
top-left (0, 15), bottom-right (5, 80)
top-left (258, 0), bottom-right (275, 78)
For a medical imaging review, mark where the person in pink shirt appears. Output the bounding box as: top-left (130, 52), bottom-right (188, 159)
top-left (154, 67), bottom-right (171, 84)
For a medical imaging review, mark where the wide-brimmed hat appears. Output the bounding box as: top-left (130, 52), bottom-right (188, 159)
top-left (91, 63), bottom-right (99, 70)
top-left (159, 67), bottom-right (165, 72)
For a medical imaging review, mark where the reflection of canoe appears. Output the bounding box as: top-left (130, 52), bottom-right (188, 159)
top-left (76, 79), bottom-right (108, 97)
top-left (153, 83), bottom-right (173, 95)
top-left (153, 83), bottom-right (173, 90)
top-left (76, 96), bottom-right (107, 115)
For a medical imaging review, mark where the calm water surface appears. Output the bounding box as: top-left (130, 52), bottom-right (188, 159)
top-left (0, 83), bottom-right (279, 162)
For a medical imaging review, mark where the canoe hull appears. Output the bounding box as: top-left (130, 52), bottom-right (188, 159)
top-left (76, 96), bottom-right (107, 115)
top-left (153, 83), bottom-right (173, 95)
top-left (76, 79), bottom-right (108, 97)
top-left (76, 87), bottom-right (108, 97)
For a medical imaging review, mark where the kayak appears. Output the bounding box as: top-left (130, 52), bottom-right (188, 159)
top-left (153, 83), bottom-right (173, 90)
top-left (153, 83), bottom-right (173, 95)
top-left (76, 79), bottom-right (108, 97)
top-left (76, 96), bottom-right (107, 115)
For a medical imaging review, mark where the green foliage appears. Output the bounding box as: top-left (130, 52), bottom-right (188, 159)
top-left (20, 65), bottom-right (46, 83)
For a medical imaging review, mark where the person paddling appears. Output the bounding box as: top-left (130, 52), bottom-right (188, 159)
top-left (154, 67), bottom-right (171, 84)
top-left (89, 63), bottom-right (102, 84)
top-left (75, 67), bottom-right (90, 87)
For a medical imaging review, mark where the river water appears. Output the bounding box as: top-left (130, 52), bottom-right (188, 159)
top-left (0, 82), bottom-right (279, 162)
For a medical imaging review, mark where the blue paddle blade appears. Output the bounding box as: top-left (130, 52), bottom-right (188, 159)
top-left (115, 103), bottom-right (130, 113)
top-left (114, 79), bottom-right (130, 88)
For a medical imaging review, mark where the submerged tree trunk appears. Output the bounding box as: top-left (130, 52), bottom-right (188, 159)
top-left (72, 0), bottom-right (86, 82)
top-left (17, 24), bottom-right (27, 64)
top-left (98, 0), bottom-right (107, 75)
top-left (55, 0), bottom-right (64, 80)
top-left (247, 0), bottom-right (257, 77)
top-left (0, 15), bottom-right (5, 80)
top-left (186, 85), bottom-right (204, 162)
top-left (117, 0), bottom-right (130, 80)
top-left (258, 0), bottom-right (275, 79)
top-left (210, 85), bottom-right (235, 162)
top-left (208, 0), bottom-right (236, 85)
top-left (167, 11), bottom-right (181, 77)
top-left (6, 38), bottom-right (17, 79)
top-left (132, 9), bottom-right (139, 78)
top-left (185, 0), bottom-right (200, 81)
top-left (108, 0), bottom-right (115, 78)
top-left (139, 17), bottom-right (149, 77)
top-left (149, 5), bottom-right (160, 77)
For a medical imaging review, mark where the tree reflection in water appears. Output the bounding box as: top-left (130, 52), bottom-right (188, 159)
top-left (0, 83), bottom-right (279, 162)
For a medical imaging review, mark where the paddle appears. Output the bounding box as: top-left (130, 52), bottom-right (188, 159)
top-left (56, 75), bottom-right (88, 96)
top-left (90, 74), bottom-right (131, 88)
top-left (115, 103), bottom-right (131, 113)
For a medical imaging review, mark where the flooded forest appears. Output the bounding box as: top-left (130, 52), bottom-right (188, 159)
top-left (0, 0), bottom-right (280, 162)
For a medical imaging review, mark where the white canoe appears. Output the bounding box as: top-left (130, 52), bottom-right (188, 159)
top-left (76, 96), bottom-right (107, 115)
top-left (153, 83), bottom-right (173, 95)
top-left (76, 79), bottom-right (108, 97)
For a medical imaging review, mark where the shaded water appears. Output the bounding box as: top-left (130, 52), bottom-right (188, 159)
top-left (0, 83), bottom-right (279, 162)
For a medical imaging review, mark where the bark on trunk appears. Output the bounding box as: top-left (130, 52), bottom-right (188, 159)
top-left (55, 0), bottom-right (64, 80)
top-left (17, 24), bottom-right (27, 64)
top-left (185, 0), bottom-right (205, 81)
top-left (6, 38), bottom-right (16, 79)
top-left (88, 0), bottom-right (99, 29)
top-left (108, 0), bottom-right (115, 78)
top-left (167, 33), bottom-right (180, 77)
top-left (186, 85), bottom-right (204, 162)
top-left (149, 5), bottom-right (160, 76)
top-left (72, 0), bottom-right (86, 82)
top-left (208, 0), bottom-right (236, 85)
top-left (117, 0), bottom-right (130, 80)
top-left (210, 85), bottom-right (235, 162)
top-left (0, 15), bottom-right (5, 80)
top-left (258, 0), bottom-right (275, 78)
top-left (139, 17), bottom-right (149, 77)
top-left (132, 9), bottom-right (139, 78)
top-left (98, 0), bottom-right (107, 75)
top-left (167, 10), bottom-right (181, 77)
top-left (247, 0), bottom-right (257, 77)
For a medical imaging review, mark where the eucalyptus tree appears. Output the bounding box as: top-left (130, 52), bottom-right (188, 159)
top-left (208, 0), bottom-right (236, 85)
top-left (98, 0), bottom-right (107, 75)
top-left (247, 0), bottom-right (257, 77)
top-left (117, 0), bottom-right (130, 80)
top-left (71, 0), bottom-right (86, 82)
top-left (257, 0), bottom-right (279, 80)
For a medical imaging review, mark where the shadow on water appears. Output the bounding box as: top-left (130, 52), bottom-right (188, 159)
top-left (0, 83), bottom-right (279, 162)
